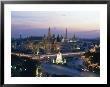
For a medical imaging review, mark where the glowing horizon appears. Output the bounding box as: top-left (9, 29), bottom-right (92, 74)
top-left (11, 11), bottom-right (100, 39)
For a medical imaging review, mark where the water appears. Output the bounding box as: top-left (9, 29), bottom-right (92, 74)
top-left (40, 54), bottom-right (84, 76)
top-left (11, 54), bottom-right (99, 77)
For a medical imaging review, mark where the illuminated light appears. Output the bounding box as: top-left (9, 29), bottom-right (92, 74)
top-left (64, 59), bottom-right (66, 63)
top-left (89, 47), bottom-right (96, 53)
top-left (25, 69), bottom-right (26, 71)
top-left (81, 56), bottom-right (85, 59)
top-left (20, 68), bottom-right (22, 71)
top-left (14, 67), bottom-right (16, 69)
top-left (57, 47), bottom-right (60, 50)
top-left (53, 59), bottom-right (55, 63)
top-left (56, 52), bottom-right (63, 64)
top-left (76, 47), bottom-right (80, 49)
top-left (40, 73), bottom-right (42, 77)
top-left (69, 40), bottom-right (73, 42)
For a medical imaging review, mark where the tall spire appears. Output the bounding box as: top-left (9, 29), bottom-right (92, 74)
top-left (48, 27), bottom-right (51, 37)
top-left (49, 26), bottom-right (50, 33)
top-left (74, 33), bottom-right (75, 39)
top-left (65, 28), bottom-right (67, 39)
top-left (47, 27), bottom-right (52, 54)
top-left (47, 26), bottom-right (52, 42)
top-left (20, 34), bottom-right (22, 39)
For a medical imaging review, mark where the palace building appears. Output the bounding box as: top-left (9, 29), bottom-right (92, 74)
top-left (42, 27), bottom-right (61, 54)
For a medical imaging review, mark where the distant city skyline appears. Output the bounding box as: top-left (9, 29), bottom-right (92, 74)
top-left (11, 11), bottom-right (100, 39)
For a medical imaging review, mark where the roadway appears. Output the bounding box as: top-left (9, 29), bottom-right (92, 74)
top-left (11, 51), bottom-right (85, 59)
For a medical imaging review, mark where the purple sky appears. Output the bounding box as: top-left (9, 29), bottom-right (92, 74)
top-left (11, 11), bottom-right (100, 39)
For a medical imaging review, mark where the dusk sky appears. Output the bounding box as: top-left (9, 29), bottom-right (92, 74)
top-left (11, 11), bottom-right (100, 39)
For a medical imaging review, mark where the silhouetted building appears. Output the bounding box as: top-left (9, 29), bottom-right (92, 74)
top-left (42, 27), bottom-right (61, 54)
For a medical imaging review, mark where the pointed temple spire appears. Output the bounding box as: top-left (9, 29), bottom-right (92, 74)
top-left (65, 28), bottom-right (67, 39)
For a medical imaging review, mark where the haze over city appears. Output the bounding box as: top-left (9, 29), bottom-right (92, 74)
top-left (11, 11), bottom-right (100, 77)
top-left (11, 11), bottom-right (100, 39)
